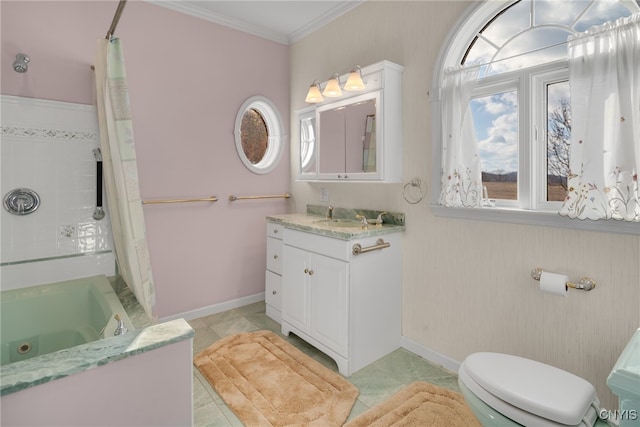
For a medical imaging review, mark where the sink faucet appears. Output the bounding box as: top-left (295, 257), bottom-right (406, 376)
top-left (356, 214), bottom-right (369, 229)
top-left (375, 212), bottom-right (387, 226)
top-left (326, 205), bottom-right (334, 220)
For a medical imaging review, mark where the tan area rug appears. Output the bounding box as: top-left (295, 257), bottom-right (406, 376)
top-left (345, 381), bottom-right (481, 427)
top-left (194, 330), bottom-right (358, 426)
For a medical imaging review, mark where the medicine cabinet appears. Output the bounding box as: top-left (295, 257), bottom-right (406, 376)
top-left (296, 60), bottom-right (404, 182)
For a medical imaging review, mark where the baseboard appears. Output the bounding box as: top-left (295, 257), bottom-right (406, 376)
top-left (400, 336), bottom-right (461, 375)
top-left (159, 293), bottom-right (265, 323)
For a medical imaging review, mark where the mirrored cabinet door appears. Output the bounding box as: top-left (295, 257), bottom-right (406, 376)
top-left (345, 98), bottom-right (376, 175)
top-left (317, 92), bottom-right (381, 180)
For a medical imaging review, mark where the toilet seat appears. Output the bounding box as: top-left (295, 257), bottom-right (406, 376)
top-left (459, 352), bottom-right (600, 426)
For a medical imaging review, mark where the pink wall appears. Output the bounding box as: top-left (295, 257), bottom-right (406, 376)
top-left (1, 339), bottom-right (193, 426)
top-left (1, 1), bottom-right (291, 318)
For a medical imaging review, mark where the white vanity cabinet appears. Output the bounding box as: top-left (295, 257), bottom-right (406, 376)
top-left (265, 222), bottom-right (283, 322)
top-left (280, 228), bottom-right (402, 376)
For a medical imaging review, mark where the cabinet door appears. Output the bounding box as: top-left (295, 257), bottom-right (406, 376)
top-left (309, 254), bottom-right (349, 357)
top-left (282, 245), bottom-right (310, 333)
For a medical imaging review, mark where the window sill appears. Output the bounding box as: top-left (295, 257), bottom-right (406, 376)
top-left (430, 204), bottom-right (639, 235)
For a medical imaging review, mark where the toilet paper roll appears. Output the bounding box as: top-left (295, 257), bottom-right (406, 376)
top-left (539, 271), bottom-right (569, 297)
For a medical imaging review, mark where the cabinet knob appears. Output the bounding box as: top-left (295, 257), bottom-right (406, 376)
top-left (272, 290), bottom-right (277, 295)
top-left (273, 254), bottom-right (278, 259)
top-left (273, 229), bottom-right (279, 234)
top-left (304, 268), bottom-right (309, 274)
top-left (308, 269), bottom-right (314, 276)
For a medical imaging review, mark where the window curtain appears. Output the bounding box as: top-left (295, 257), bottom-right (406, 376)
top-left (439, 67), bottom-right (482, 207)
top-left (559, 14), bottom-right (639, 222)
top-left (95, 38), bottom-right (157, 322)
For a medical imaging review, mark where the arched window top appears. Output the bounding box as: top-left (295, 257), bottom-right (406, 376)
top-left (450, 0), bottom-right (639, 78)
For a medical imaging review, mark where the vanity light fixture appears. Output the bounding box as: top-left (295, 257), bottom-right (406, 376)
top-left (304, 65), bottom-right (366, 103)
top-left (305, 81), bottom-right (324, 103)
top-left (322, 73), bottom-right (343, 98)
top-left (343, 66), bottom-right (366, 91)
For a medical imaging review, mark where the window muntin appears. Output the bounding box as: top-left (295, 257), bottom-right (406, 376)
top-left (462, 0), bottom-right (637, 77)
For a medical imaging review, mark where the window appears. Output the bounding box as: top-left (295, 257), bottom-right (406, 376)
top-left (234, 96), bottom-right (285, 174)
top-left (432, 0), bottom-right (639, 233)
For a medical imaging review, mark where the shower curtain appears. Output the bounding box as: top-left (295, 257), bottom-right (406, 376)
top-left (94, 37), bottom-right (156, 322)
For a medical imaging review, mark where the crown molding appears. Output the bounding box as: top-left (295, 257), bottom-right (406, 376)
top-left (145, 1), bottom-right (363, 45)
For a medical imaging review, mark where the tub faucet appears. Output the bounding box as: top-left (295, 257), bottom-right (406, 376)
top-left (113, 314), bottom-right (128, 336)
top-left (326, 205), bottom-right (334, 220)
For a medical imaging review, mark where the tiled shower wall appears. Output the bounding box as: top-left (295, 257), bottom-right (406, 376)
top-left (1, 96), bottom-right (115, 290)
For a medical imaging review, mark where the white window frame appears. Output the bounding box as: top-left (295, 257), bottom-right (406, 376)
top-left (532, 65), bottom-right (571, 212)
top-left (233, 96), bottom-right (285, 175)
top-left (430, 1), bottom-right (639, 235)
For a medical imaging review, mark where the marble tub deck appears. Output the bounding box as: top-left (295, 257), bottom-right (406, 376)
top-left (190, 302), bottom-right (460, 427)
top-left (0, 277), bottom-right (189, 397)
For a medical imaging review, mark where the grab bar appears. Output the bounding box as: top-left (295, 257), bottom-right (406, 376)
top-left (228, 193), bottom-right (291, 202)
top-left (92, 148), bottom-right (105, 220)
top-left (352, 238), bottom-right (391, 255)
top-left (142, 196), bottom-right (218, 205)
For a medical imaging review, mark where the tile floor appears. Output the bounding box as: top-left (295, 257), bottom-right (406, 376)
top-left (188, 302), bottom-right (461, 427)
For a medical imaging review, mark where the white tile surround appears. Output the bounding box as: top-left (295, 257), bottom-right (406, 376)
top-left (1, 96), bottom-right (115, 290)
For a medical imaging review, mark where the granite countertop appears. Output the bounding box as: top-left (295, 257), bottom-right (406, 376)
top-left (268, 205), bottom-right (405, 240)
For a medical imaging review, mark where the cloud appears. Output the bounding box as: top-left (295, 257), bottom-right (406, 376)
top-left (471, 94), bottom-right (518, 173)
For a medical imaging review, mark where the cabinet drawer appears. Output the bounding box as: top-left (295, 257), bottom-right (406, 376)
top-left (266, 222), bottom-right (283, 240)
top-left (266, 237), bottom-right (282, 274)
top-left (265, 270), bottom-right (281, 310)
top-left (283, 228), bottom-right (351, 261)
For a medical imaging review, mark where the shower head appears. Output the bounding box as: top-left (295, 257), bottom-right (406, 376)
top-left (13, 53), bottom-right (30, 73)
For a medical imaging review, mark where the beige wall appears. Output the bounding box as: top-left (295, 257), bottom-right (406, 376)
top-left (290, 1), bottom-right (639, 408)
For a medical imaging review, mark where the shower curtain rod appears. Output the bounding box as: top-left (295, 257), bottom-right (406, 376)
top-left (106, 0), bottom-right (127, 39)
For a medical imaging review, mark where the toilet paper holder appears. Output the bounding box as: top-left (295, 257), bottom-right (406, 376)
top-left (531, 268), bottom-right (597, 291)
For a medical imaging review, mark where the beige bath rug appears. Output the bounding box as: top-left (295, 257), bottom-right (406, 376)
top-left (194, 330), bottom-right (358, 426)
top-left (345, 381), bottom-right (481, 427)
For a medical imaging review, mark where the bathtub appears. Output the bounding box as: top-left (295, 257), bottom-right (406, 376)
top-left (0, 275), bottom-right (133, 366)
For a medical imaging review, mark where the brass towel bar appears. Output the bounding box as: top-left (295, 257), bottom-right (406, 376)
top-left (142, 196), bottom-right (218, 205)
top-left (228, 193), bottom-right (291, 202)
top-left (352, 238), bottom-right (391, 255)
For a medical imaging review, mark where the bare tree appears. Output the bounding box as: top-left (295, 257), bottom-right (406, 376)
top-left (547, 98), bottom-right (571, 190)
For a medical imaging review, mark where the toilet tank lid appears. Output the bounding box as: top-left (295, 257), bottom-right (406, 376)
top-left (463, 352), bottom-right (597, 426)
top-left (607, 327), bottom-right (640, 399)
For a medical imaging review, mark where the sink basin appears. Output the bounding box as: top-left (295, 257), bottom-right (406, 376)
top-left (312, 219), bottom-right (363, 228)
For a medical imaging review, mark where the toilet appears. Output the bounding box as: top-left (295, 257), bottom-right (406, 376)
top-left (458, 328), bottom-right (640, 427)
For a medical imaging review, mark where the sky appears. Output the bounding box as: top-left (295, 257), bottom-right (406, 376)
top-left (463, 0), bottom-right (634, 175)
